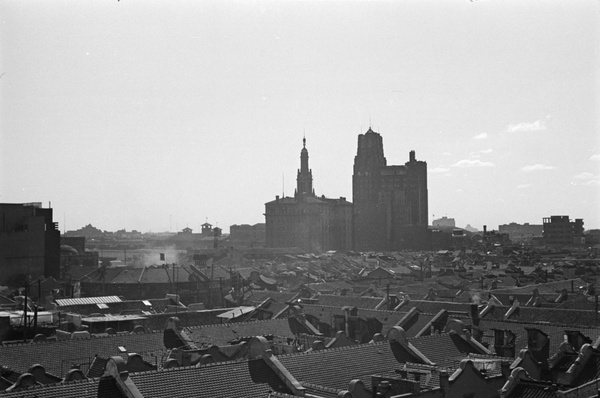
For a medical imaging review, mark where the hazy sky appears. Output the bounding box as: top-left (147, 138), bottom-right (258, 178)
top-left (1, 0), bottom-right (599, 233)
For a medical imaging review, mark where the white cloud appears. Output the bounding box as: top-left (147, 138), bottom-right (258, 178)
top-left (430, 167), bottom-right (450, 174)
top-left (574, 172), bottom-right (595, 179)
top-left (591, 154), bottom-right (600, 161)
top-left (506, 120), bottom-right (546, 133)
top-left (442, 152), bottom-right (452, 156)
top-left (451, 159), bottom-right (495, 168)
top-left (467, 149), bottom-right (493, 159)
top-left (517, 184), bottom-right (531, 189)
top-left (473, 132), bottom-right (488, 140)
top-left (582, 179), bottom-right (600, 186)
top-left (521, 164), bottom-right (555, 172)
top-left (574, 172), bottom-right (600, 186)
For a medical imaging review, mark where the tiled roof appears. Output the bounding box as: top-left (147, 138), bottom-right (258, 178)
top-left (307, 280), bottom-right (356, 293)
top-left (245, 291), bottom-right (300, 317)
top-left (62, 265), bottom-right (98, 281)
top-left (277, 341), bottom-right (402, 391)
top-left (300, 304), bottom-right (419, 336)
top-left (373, 364), bottom-right (441, 390)
top-left (130, 358), bottom-right (290, 398)
top-left (407, 300), bottom-right (480, 317)
top-left (308, 295), bottom-right (383, 309)
top-left (0, 377), bottom-right (102, 398)
top-left (515, 307), bottom-right (600, 327)
top-left (572, 348), bottom-right (600, 385)
top-left (188, 319), bottom-right (294, 346)
top-left (550, 352), bottom-right (578, 372)
top-left (405, 299), bottom-right (600, 328)
top-left (492, 278), bottom-right (588, 295)
top-left (475, 319), bottom-right (600, 356)
top-left (507, 381), bottom-right (559, 398)
top-left (80, 267), bottom-right (125, 283)
top-left (0, 331), bottom-right (165, 377)
top-left (300, 381), bottom-right (343, 398)
top-left (409, 333), bottom-right (485, 368)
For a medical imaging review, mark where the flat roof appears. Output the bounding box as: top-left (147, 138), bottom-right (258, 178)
top-left (55, 296), bottom-right (123, 306)
top-left (216, 306), bottom-right (255, 319)
top-left (81, 314), bottom-right (147, 323)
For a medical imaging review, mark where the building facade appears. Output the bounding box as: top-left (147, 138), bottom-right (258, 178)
top-left (0, 202), bottom-right (60, 286)
top-left (265, 138), bottom-right (352, 253)
top-left (498, 222), bottom-right (543, 244)
top-left (229, 223), bottom-right (266, 248)
top-left (432, 216), bottom-right (456, 228)
top-left (542, 215), bottom-right (585, 246)
top-left (352, 128), bottom-right (429, 251)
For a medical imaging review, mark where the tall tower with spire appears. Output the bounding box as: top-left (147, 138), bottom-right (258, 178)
top-left (295, 137), bottom-right (314, 197)
top-left (265, 136), bottom-right (353, 253)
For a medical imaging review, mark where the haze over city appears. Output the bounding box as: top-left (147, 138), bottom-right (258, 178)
top-left (1, 0), bottom-right (598, 234)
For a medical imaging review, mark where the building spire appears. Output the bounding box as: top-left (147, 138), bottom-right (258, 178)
top-left (296, 135), bottom-right (313, 197)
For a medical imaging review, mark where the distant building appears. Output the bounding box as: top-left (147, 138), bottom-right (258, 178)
top-left (498, 222), bottom-right (543, 244)
top-left (265, 138), bottom-right (353, 253)
top-left (169, 224), bottom-right (226, 250)
top-left (463, 224), bottom-right (479, 233)
top-left (64, 224), bottom-right (104, 238)
top-left (229, 223), bottom-right (266, 248)
top-left (0, 202), bottom-right (60, 286)
top-left (432, 216), bottom-right (455, 228)
top-left (543, 216), bottom-right (585, 246)
top-left (352, 128), bottom-right (430, 251)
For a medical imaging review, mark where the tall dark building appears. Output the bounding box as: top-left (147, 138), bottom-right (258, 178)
top-left (265, 138), bottom-right (352, 253)
top-left (0, 202), bottom-right (61, 286)
top-left (352, 128), bottom-right (429, 251)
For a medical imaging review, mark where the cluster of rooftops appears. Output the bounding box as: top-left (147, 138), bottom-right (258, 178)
top-left (1, 281), bottom-right (600, 398)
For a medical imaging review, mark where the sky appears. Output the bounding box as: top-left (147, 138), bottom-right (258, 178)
top-left (1, 0), bottom-right (599, 234)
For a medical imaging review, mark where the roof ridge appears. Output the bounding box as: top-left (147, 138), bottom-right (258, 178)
top-left (409, 332), bottom-right (452, 341)
top-left (300, 381), bottom-right (341, 393)
top-left (188, 317), bottom-right (285, 330)
top-left (276, 340), bottom-right (387, 358)
top-left (153, 357), bottom-right (252, 374)
top-left (303, 303), bottom-right (409, 314)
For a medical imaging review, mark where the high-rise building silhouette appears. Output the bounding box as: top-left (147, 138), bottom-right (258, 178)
top-left (265, 138), bottom-right (352, 253)
top-left (0, 202), bottom-right (60, 286)
top-left (352, 128), bottom-right (430, 251)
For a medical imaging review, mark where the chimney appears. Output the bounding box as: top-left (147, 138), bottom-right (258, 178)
top-left (504, 330), bottom-right (516, 358)
top-left (343, 306), bottom-right (350, 336)
top-left (439, 370), bottom-right (450, 398)
top-left (526, 328), bottom-right (550, 364)
top-left (493, 329), bottom-right (505, 356)
top-left (500, 361), bottom-right (511, 379)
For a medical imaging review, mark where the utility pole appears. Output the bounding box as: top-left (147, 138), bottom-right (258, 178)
top-left (23, 284), bottom-right (28, 342)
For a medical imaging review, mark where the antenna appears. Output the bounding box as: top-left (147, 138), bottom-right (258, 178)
top-left (282, 172), bottom-right (285, 197)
